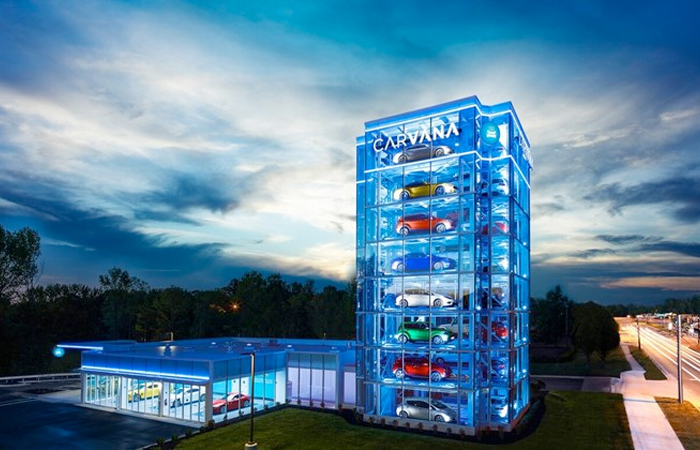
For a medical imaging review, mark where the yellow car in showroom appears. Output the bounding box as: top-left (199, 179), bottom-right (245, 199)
top-left (393, 180), bottom-right (457, 200)
top-left (128, 381), bottom-right (162, 402)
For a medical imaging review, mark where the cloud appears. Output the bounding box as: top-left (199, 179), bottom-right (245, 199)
top-left (596, 235), bottom-right (662, 245)
top-left (585, 177), bottom-right (700, 222)
top-left (570, 248), bottom-right (617, 259)
top-left (2, 0), bottom-right (700, 306)
top-left (603, 276), bottom-right (700, 291)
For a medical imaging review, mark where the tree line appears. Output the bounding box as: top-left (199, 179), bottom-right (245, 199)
top-left (530, 286), bottom-right (620, 365)
top-left (606, 296), bottom-right (700, 317)
top-left (0, 225), bottom-right (355, 376)
top-left (4, 224), bottom-right (698, 375)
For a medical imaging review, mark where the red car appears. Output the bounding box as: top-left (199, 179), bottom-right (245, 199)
top-left (396, 213), bottom-right (455, 236)
top-left (481, 221), bottom-right (509, 235)
top-left (480, 321), bottom-right (509, 340)
top-left (492, 321), bottom-right (508, 338)
top-left (212, 393), bottom-right (250, 414)
top-left (392, 356), bottom-right (452, 382)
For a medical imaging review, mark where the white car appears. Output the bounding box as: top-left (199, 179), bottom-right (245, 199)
top-left (396, 397), bottom-right (457, 422)
top-left (167, 386), bottom-right (205, 408)
top-left (491, 396), bottom-right (509, 420)
top-left (436, 317), bottom-right (470, 337)
top-left (479, 178), bottom-right (509, 196)
top-left (395, 288), bottom-right (455, 308)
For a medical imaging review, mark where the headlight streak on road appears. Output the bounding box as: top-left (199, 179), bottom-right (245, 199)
top-left (625, 325), bottom-right (700, 383)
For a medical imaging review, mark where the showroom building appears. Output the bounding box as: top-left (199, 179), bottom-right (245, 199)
top-left (59, 337), bottom-right (356, 425)
top-left (355, 96), bottom-right (532, 434)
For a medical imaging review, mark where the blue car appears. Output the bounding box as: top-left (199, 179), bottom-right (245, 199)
top-left (391, 252), bottom-right (456, 272)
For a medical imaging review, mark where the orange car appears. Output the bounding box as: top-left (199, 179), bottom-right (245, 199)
top-left (396, 213), bottom-right (455, 236)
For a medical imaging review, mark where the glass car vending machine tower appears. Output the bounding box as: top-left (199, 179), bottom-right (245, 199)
top-left (355, 96), bottom-right (532, 434)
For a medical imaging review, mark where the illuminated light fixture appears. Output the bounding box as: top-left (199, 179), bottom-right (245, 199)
top-left (58, 344), bottom-right (104, 351)
top-left (52, 347), bottom-right (65, 358)
top-left (81, 365), bottom-right (210, 382)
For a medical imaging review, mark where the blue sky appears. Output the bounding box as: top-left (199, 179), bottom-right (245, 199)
top-left (1, 0), bottom-right (700, 305)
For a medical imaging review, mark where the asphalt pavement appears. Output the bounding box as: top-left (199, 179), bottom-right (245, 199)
top-left (0, 379), bottom-right (196, 450)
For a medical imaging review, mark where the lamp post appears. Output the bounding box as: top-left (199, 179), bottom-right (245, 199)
top-left (246, 352), bottom-right (257, 449)
top-left (564, 302), bottom-right (569, 344)
top-left (637, 316), bottom-right (641, 350)
top-left (677, 314), bottom-right (683, 404)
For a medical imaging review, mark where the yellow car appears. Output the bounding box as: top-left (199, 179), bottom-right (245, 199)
top-left (128, 382), bottom-right (161, 402)
top-left (393, 181), bottom-right (456, 201)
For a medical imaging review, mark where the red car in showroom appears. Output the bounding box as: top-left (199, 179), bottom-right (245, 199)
top-left (396, 213), bottom-right (455, 236)
top-left (392, 356), bottom-right (452, 382)
top-left (212, 393), bottom-right (250, 415)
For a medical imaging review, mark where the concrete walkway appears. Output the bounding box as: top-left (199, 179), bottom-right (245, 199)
top-left (617, 344), bottom-right (684, 450)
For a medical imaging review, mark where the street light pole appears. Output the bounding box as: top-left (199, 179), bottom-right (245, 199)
top-left (637, 316), bottom-right (641, 350)
top-left (246, 352), bottom-right (257, 449)
top-left (677, 314), bottom-right (683, 404)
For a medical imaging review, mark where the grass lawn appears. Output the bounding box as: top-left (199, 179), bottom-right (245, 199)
top-left (656, 397), bottom-right (700, 450)
top-left (176, 391), bottom-right (632, 450)
top-left (629, 347), bottom-right (666, 380)
top-left (531, 345), bottom-right (631, 377)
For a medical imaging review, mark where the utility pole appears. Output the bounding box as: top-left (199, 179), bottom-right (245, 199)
top-left (677, 314), bottom-right (683, 404)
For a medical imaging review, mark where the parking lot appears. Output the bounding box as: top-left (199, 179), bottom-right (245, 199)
top-left (0, 379), bottom-right (196, 450)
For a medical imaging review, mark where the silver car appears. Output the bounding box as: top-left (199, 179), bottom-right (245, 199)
top-left (393, 144), bottom-right (454, 164)
top-left (396, 397), bottom-right (457, 422)
top-left (395, 288), bottom-right (455, 308)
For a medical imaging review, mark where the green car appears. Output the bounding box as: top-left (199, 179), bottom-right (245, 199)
top-left (396, 321), bottom-right (457, 345)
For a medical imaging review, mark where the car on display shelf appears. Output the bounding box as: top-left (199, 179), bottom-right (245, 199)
top-left (436, 317), bottom-right (470, 338)
top-left (212, 393), bottom-right (251, 415)
top-left (396, 213), bottom-right (455, 236)
top-left (392, 356), bottom-right (452, 382)
top-left (392, 144), bottom-right (454, 164)
top-left (167, 385), bottom-right (205, 408)
top-left (477, 321), bottom-right (508, 340)
top-left (396, 321), bottom-right (457, 345)
top-left (488, 321), bottom-right (508, 339)
top-left (481, 220), bottom-right (509, 235)
top-left (396, 397), bottom-right (457, 423)
top-left (127, 382), bottom-right (162, 402)
top-left (391, 252), bottom-right (456, 272)
top-left (393, 180), bottom-right (457, 201)
top-left (479, 178), bottom-right (509, 196)
top-left (479, 358), bottom-right (507, 380)
top-left (491, 396), bottom-right (509, 420)
top-left (445, 209), bottom-right (470, 224)
top-left (395, 288), bottom-right (455, 308)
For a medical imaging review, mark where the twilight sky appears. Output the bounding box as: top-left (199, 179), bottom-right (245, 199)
top-left (1, 1), bottom-right (700, 306)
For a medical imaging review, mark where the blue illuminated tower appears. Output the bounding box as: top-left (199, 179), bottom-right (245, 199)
top-left (355, 96), bottom-right (532, 434)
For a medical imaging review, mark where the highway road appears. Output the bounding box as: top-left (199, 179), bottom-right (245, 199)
top-left (621, 319), bottom-right (700, 409)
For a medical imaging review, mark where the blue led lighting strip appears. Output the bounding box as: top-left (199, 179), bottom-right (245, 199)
top-left (81, 365), bottom-right (210, 383)
top-left (59, 344), bottom-right (104, 351)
